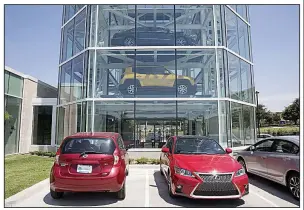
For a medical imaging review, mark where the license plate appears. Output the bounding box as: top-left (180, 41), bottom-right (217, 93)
top-left (77, 165), bottom-right (92, 174)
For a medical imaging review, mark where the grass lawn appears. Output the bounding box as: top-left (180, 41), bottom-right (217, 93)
top-left (5, 154), bottom-right (54, 199)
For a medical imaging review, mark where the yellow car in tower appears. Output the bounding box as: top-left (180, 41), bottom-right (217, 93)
top-left (118, 66), bottom-right (197, 95)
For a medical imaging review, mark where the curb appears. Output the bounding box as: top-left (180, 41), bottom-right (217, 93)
top-left (5, 178), bottom-right (49, 207)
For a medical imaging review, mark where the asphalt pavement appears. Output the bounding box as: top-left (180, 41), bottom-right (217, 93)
top-left (5, 165), bottom-right (300, 207)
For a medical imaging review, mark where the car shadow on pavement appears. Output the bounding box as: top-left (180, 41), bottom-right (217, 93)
top-left (153, 171), bottom-right (245, 207)
top-left (43, 192), bottom-right (118, 207)
top-left (248, 173), bottom-right (299, 206)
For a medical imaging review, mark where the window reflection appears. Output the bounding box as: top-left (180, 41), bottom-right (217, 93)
top-left (228, 52), bottom-right (241, 100)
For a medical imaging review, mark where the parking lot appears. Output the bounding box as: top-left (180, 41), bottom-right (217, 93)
top-left (6, 165), bottom-right (299, 207)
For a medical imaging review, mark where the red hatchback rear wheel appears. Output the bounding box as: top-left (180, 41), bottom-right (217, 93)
top-left (50, 189), bottom-right (64, 199)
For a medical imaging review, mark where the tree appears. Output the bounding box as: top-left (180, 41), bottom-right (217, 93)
top-left (282, 98), bottom-right (300, 125)
top-left (256, 104), bottom-right (272, 126)
top-left (272, 112), bottom-right (282, 124)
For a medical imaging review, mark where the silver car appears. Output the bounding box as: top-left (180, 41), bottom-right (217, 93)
top-left (235, 136), bottom-right (300, 200)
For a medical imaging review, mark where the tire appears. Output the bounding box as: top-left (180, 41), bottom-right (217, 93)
top-left (238, 158), bottom-right (247, 173)
top-left (50, 189), bottom-right (64, 199)
top-left (160, 164), bottom-right (164, 176)
top-left (123, 37), bottom-right (135, 46)
top-left (176, 37), bottom-right (188, 46)
top-left (167, 172), bottom-right (176, 198)
top-left (117, 182), bottom-right (126, 200)
top-left (287, 172), bottom-right (300, 200)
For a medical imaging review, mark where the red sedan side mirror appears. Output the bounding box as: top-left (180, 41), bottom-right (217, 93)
top-left (225, 148), bottom-right (232, 154)
top-left (162, 147), bottom-right (169, 153)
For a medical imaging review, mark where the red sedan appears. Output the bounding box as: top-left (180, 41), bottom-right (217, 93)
top-left (50, 132), bottom-right (129, 200)
top-left (160, 136), bottom-right (249, 199)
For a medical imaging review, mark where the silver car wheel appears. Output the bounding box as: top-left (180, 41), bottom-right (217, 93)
top-left (127, 85), bottom-right (135, 94)
top-left (176, 37), bottom-right (187, 46)
top-left (177, 85), bottom-right (188, 95)
top-left (124, 37), bottom-right (135, 46)
top-left (289, 176), bottom-right (300, 199)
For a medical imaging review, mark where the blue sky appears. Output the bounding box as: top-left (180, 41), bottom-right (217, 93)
top-left (4, 5), bottom-right (300, 112)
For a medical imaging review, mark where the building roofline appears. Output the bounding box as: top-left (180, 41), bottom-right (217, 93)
top-left (5, 66), bottom-right (57, 91)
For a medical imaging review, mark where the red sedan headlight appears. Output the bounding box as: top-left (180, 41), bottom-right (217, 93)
top-left (235, 168), bottom-right (246, 177)
top-left (174, 166), bottom-right (195, 177)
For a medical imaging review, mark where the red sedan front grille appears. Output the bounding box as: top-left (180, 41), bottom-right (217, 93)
top-left (193, 173), bottom-right (239, 197)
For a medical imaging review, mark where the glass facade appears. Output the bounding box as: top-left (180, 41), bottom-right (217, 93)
top-left (4, 70), bottom-right (23, 154)
top-left (56, 5), bottom-right (256, 148)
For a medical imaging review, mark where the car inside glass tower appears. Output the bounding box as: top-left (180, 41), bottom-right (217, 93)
top-left (57, 5), bottom-right (256, 149)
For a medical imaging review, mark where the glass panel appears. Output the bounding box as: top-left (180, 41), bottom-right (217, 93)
top-left (135, 5), bottom-right (175, 47)
top-left (5, 71), bottom-right (9, 94)
top-left (176, 49), bottom-right (216, 97)
top-left (69, 103), bottom-right (78, 134)
top-left (62, 20), bottom-right (74, 62)
top-left (231, 102), bottom-right (243, 147)
top-left (87, 50), bottom-right (95, 98)
top-left (89, 5), bottom-right (97, 46)
top-left (175, 5), bottom-right (213, 46)
top-left (214, 5), bottom-right (224, 46)
top-left (228, 52), bottom-right (241, 100)
top-left (228, 5), bottom-right (237, 11)
top-left (178, 100), bottom-right (219, 143)
top-left (93, 101), bottom-right (135, 147)
top-left (71, 53), bottom-right (84, 100)
top-left (236, 5), bottom-right (247, 20)
top-left (81, 101), bottom-right (87, 132)
top-left (242, 105), bottom-right (255, 146)
top-left (240, 60), bottom-right (253, 103)
top-left (56, 105), bottom-right (69, 145)
top-left (97, 5), bottom-right (135, 47)
top-left (238, 18), bottom-right (250, 60)
top-left (95, 50), bottom-right (136, 97)
top-left (87, 101), bottom-right (93, 132)
top-left (64, 5), bottom-right (76, 23)
top-left (75, 5), bottom-right (85, 11)
top-left (7, 73), bottom-right (23, 97)
top-left (225, 7), bottom-right (239, 54)
top-left (32, 106), bottom-right (53, 145)
top-left (73, 9), bottom-right (86, 54)
top-left (136, 100), bottom-right (176, 148)
top-left (59, 61), bottom-right (72, 104)
top-left (217, 49), bottom-right (226, 97)
top-left (4, 96), bottom-right (22, 154)
top-left (135, 50), bottom-right (176, 97)
top-left (219, 101), bottom-right (228, 148)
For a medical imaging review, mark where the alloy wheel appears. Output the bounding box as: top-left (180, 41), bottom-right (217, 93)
top-left (127, 85), bottom-right (135, 94)
top-left (124, 38), bottom-right (135, 46)
top-left (177, 85), bottom-right (188, 95)
top-left (176, 37), bottom-right (187, 46)
top-left (289, 176), bottom-right (300, 199)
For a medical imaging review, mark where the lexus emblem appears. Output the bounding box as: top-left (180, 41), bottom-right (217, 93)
top-left (82, 154), bottom-right (88, 158)
top-left (214, 175), bottom-right (220, 180)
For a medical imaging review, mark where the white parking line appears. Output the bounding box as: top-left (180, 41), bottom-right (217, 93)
top-left (145, 170), bottom-right (150, 207)
top-left (250, 190), bottom-right (279, 207)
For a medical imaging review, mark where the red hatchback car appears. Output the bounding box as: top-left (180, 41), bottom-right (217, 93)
top-left (160, 136), bottom-right (249, 199)
top-left (50, 132), bottom-right (129, 200)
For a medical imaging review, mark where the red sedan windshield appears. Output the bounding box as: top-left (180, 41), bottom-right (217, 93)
top-left (174, 138), bottom-right (226, 155)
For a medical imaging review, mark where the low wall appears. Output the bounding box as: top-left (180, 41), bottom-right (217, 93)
top-left (128, 148), bottom-right (161, 159)
top-left (29, 145), bottom-right (57, 153)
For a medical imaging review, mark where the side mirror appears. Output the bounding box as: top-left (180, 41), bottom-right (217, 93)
top-left (225, 148), bottom-right (232, 154)
top-left (161, 147), bottom-right (170, 153)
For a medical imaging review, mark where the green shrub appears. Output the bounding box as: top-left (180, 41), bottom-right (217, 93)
top-left (135, 157), bottom-right (149, 164)
top-left (260, 126), bottom-right (299, 136)
top-left (149, 158), bottom-right (160, 165)
top-left (29, 151), bottom-right (56, 158)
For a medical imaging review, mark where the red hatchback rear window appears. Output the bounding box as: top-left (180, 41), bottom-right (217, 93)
top-left (61, 138), bottom-right (116, 155)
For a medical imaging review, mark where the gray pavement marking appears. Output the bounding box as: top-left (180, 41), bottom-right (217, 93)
top-left (4, 166), bottom-right (300, 207)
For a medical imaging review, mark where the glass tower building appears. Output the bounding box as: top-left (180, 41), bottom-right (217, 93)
top-left (56, 5), bottom-right (256, 149)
